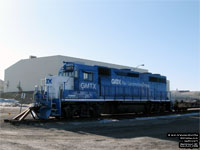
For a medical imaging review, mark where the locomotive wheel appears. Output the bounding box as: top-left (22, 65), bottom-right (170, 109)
top-left (160, 104), bottom-right (166, 112)
top-left (63, 106), bottom-right (73, 118)
top-left (158, 104), bottom-right (163, 113)
top-left (144, 103), bottom-right (150, 114)
top-left (145, 101), bottom-right (154, 114)
top-left (154, 103), bottom-right (161, 113)
top-left (89, 104), bottom-right (101, 117)
top-left (80, 104), bottom-right (90, 117)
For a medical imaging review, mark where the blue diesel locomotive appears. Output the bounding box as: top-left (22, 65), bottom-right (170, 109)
top-left (34, 62), bottom-right (171, 119)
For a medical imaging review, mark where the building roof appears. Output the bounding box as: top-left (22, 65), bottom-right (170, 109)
top-left (6, 55), bottom-right (148, 73)
top-left (4, 55), bottom-right (150, 92)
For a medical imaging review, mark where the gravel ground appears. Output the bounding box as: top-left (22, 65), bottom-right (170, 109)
top-left (0, 106), bottom-right (199, 150)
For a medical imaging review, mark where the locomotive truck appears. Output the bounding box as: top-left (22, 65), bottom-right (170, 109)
top-left (33, 62), bottom-right (171, 119)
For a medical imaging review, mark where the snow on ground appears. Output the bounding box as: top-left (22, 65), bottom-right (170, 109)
top-left (134, 112), bottom-right (200, 121)
top-left (0, 98), bottom-right (20, 107)
top-left (0, 98), bottom-right (31, 107)
top-left (0, 107), bottom-right (199, 150)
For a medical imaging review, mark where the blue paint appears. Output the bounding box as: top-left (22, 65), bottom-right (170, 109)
top-left (46, 79), bottom-right (52, 84)
top-left (58, 62), bottom-right (168, 100)
top-left (35, 62), bottom-right (169, 119)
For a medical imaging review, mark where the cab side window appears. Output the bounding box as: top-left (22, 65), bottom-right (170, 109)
top-left (83, 72), bottom-right (93, 81)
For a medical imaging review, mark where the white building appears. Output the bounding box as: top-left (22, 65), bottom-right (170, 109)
top-left (4, 55), bottom-right (148, 92)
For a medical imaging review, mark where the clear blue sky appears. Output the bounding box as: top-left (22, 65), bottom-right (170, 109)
top-left (0, 0), bottom-right (199, 91)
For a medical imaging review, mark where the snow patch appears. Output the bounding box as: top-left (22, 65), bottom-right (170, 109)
top-left (0, 98), bottom-right (20, 107)
top-left (99, 119), bottom-right (119, 123)
top-left (135, 113), bottom-right (199, 121)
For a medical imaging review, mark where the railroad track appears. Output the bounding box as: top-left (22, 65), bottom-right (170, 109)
top-left (4, 108), bottom-right (200, 126)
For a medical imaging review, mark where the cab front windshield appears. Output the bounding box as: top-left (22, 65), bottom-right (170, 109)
top-left (62, 71), bottom-right (78, 77)
top-left (60, 64), bottom-right (78, 77)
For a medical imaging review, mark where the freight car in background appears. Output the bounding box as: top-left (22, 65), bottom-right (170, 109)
top-left (33, 62), bottom-right (171, 119)
top-left (171, 91), bottom-right (200, 111)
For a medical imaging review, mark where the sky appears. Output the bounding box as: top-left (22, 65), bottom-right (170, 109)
top-left (0, 0), bottom-right (199, 91)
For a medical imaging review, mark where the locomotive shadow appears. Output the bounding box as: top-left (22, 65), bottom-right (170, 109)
top-left (38, 115), bottom-right (199, 142)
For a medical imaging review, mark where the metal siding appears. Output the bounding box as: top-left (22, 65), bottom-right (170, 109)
top-left (4, 55), bottom-right (148, 92)
top-left (0, 79), bottom-right (4, 93)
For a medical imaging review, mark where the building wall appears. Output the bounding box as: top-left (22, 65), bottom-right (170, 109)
top-left (0, 79), bottom-right (4, 93)
top-left (167, 80), bottom-right (170, 92)
top-left (4, 55), bottom-right (148, 92)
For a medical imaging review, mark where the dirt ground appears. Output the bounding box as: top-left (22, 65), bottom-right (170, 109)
top-left (0, 106), bottom-right (199, 150)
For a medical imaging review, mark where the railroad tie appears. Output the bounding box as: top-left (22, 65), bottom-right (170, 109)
top-left (12, 108), bottom-right (30, 120)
